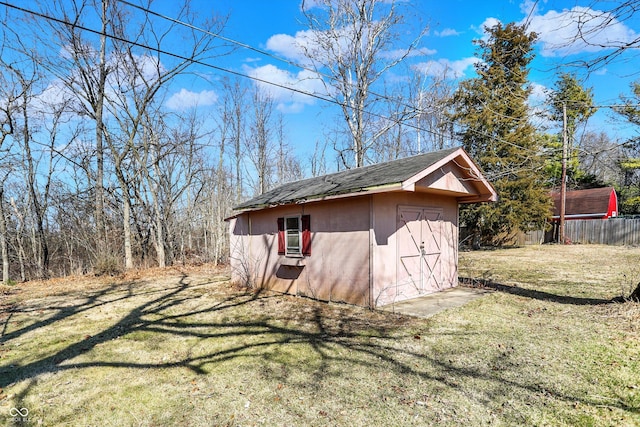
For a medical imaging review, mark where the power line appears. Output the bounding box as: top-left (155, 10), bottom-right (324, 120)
top-left (1, 0), bottom-right (635, 160)
top-left (115, 0), bottom-right (311, 76)
top-left (0, 0), bottom-right (461, 143)
top-left (113, 0), bottom-right (429, 115)
top-left (110, 0), bottom-right (549, 154)
top-left (0, 3), bottom-right (333, 105)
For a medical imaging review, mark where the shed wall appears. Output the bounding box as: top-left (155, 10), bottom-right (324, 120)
top-left (229, 192), bottom-right (460, 308)
top-left (229, 197), bottom-right (371, 306)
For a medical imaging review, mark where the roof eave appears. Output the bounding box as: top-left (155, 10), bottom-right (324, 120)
top-left (551, 213), bottom-right (608, 219)
top-left (459, 193), bottom-right (499, 204)
top-left (402, 147), bottom-right (498, 203)
top-left (229, 182), bottom-right (405, 216)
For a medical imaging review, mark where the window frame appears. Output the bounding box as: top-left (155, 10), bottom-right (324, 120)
top-left (284, 215), bottom-right (302, 257)
top-left (277, 214), bottom-right (311, 257)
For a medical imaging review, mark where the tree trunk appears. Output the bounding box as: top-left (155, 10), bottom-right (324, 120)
top-left (22, 94), bottom-right (49, 279)
top-left (10, 198), bottom-right (27, 282)
top-left (123, 194), bottom-right (133, 270)
top-left (94, 0), bottom-right (109, 254)
top-left (154, 208), bottom-right (166, 268)
top-left (0, 187), bottom-right (9, 284)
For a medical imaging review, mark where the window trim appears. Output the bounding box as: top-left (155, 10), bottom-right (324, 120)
top-left (284, 215), bottom-right (302, 257)
top-left (277, 215), bottom-right (311, 257)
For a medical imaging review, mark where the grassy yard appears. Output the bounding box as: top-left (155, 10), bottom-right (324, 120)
top-left (0, 245), bottom-right (639, 426)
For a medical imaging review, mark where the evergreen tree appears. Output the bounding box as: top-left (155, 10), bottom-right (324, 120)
top-left (547, 73), bottom-right (595, 188)
top-left (452, 22), bottom-right (550, 246)
top-left (541, 133), bottom-right (588, 189)
top-left (549, 73), bottom-right (595, 143)
top-left (616, 80), bottom-right (640, 147)
top-left (616, 81), bottom-right (640, 299)
top-left (615, 80), bottom-right (640, 216)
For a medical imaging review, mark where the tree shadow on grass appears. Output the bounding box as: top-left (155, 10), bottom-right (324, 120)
top-left (459, 276), bottom-right (617, 305)
top-left (1, 273), bottom-right (637, 423)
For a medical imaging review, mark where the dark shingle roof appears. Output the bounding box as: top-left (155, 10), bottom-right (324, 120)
top-left (552, 187), bottom-right (615, 217)
top-left (234, 147), bottom-right (460, 211)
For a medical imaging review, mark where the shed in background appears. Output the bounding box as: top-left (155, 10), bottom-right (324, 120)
top-left (551, 187), bottom-right (618, 220)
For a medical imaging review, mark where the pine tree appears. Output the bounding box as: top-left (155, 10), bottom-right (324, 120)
top-left (547, 73), bottom-right (596, 188)
top-left (452, 22), bottom-right (550, 246)
top-left (615, 81), bottom-right (640, 216)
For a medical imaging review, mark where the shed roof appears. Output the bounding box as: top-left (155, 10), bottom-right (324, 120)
top-left (551, 187), bottom-right (616, 218)
top-left (233, 147), bottom-right (496, 213)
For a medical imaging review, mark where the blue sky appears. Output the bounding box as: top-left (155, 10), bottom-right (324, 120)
top-left (162, 0), bottom-right (638, 159)
top-left (6, 0), bottom-right (640, 165)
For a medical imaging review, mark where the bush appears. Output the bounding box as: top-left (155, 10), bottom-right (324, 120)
top-left (94, 255), bottom-right (124, 277)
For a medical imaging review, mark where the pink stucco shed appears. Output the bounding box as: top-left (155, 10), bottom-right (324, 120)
top-left (227, 147), bottom-right (496, 308)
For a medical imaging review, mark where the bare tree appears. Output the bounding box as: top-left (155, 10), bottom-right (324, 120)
top-left (0, 0), bottom-right (238, 277)
top-left (96, 0), bottom-right (224, 268)
top-left (204, 81), bottom-right (240, 262)
top-left (14, 65), bottom-right (52, 279)
top-left (220, 77), bottom-right (249, 203)
top-left (0, 54), bottom-right (22, 283)
top-left (365, 67), bottom-right (456, 163)
top-left (275, 113), bottom-right (303, 185)
top-left (578, 131), bottom-right (624, 185)
top-left (0, 179), bottom-right (10, 283)
top-left (411, 69), bottom-right (457, 152)
top-left (247, 87), bottom-right (275, 195)
top-left (300, 0), bottom-right (427, 167)
top-left (32, 0), bottom-right (112, 255)
top-left (310, 140), bottom-right (329, 177)
top-left (564, 1), bottom-right (640, 72)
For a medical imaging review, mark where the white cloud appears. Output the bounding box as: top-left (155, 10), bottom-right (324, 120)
top-left (473, 17), bottom-right (502, 39)
top-left (266, 30), bottom-right (316, 64)
top-left (434, 28), bottom-right (461, 37)
top-left (166, 88), bottom-right (218, 110)
top-left (526, 6), bottom-right (638, 57)
top-left (34, 79), bottom-right (73, 109)
top-left (528, 82), bottom-right (547, 103)
top-left (413, 57), bottom-right (480, 79)
top-left (26, 79), bottom-right (83, 120)
top-left (527, 82), bottom-right (553, 130)
top-left (299, 0), bottom-right (324, 12)
top-left (379, 46), bottom-right (437, 60)
top-left (299, 0), bottom-right (399, 11)
top-left (246, 64), bottom-right (327, 113)
top-left (105, 52), bottom-right (167, 96)
top-left (520, 0), bottom-right (543, 16)
top-left (267, 22), bottom-right (416, 66)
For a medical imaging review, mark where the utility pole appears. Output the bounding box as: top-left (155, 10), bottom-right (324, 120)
top-left (416, 89), bottom-right (423, 153)
top-left (559, 101), bottom-right (567, 244)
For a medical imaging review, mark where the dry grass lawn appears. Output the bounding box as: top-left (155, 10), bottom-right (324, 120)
top-left (0, 245), bottom-right (639, 426)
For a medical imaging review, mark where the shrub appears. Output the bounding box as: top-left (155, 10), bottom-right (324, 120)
top-left (93, 255), bottom-right (124, 277)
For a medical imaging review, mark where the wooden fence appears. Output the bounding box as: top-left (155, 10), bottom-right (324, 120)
top-left (524, 219), bottom-right (640, 246)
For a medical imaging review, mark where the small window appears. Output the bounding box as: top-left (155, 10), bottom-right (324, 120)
top-left (285, 217), bottom-right (301, 256)
top-left (277, 215), bottom-right (311, 257)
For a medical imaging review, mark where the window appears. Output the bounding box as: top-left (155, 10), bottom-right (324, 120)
top-left (278, 215), bottom-right (311, 256)
top-left (286, 217), bottom-right (301, 255)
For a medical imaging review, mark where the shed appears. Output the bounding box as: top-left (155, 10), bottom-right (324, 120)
top-left (227, 147), bottom-right (497, 308)
top-left (551, 187), bottom-right (618, 220)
